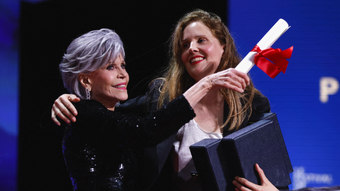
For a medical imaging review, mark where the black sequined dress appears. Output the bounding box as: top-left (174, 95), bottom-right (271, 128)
top-left (62, 95), bottom-right (195, 191)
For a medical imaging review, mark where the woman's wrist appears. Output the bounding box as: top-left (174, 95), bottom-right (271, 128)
top-left (183, 76), bottom-right (213, 107)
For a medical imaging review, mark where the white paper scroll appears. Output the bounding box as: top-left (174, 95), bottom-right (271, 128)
top-left (235, 19), bottom-right (291, 74)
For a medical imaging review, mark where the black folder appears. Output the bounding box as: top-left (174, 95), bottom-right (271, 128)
top-left (189, 113), bottom-right (292, 191)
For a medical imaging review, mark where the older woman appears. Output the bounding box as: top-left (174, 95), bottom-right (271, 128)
top-left (57, 28), bottom-right (251, 191)
top-left (52, 10), bottom-right (278, 191)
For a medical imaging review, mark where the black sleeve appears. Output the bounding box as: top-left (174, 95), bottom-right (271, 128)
top-left (117, 78), bottom-right (164, 114)
top-left (71, 95), bottom-right (195, 147)
top-left (248, 91), bottom-right (271, 123)
top-left (117, 95), bottom-right (148, 114)
top-left (115, 95), bottom-right (195, 146)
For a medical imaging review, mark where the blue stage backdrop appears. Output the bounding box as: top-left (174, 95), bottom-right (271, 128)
top-left (0, 0), bottom-right (19, 190)
top-left (229, 0), bottom-right (340, 189)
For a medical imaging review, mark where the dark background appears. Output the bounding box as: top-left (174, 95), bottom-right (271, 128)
top-left (18, 0), bottom-right (226, 190)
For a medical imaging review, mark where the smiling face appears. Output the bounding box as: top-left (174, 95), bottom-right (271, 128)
top-left (81, 53), bottom-right (129, 110)
top-left (180, 21), bottom-right (225, 81)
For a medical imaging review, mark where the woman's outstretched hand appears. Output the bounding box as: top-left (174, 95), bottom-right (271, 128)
top-left (232, 163), bottom-right (279, 191)
top-left (209, 68), bottom-right (250, 93)
top-left (51, 94), bottom-right (80, 126)
top-left (183, 68), bottom-right (250, 107)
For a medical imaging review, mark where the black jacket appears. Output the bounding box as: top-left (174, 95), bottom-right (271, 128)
top-left (119, 79), bottom-right (271, 191)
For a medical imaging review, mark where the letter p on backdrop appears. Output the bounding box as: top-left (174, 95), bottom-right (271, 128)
top-left (320, 77), bottom-right (339, 103)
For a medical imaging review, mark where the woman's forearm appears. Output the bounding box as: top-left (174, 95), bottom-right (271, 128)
top-left (183, 76), bottom-right (213, 107)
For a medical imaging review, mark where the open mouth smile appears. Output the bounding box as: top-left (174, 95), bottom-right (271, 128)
top-left (113, 83), bottom-right (127, 90)
top-left (190, 56), bottom-right (204, 65)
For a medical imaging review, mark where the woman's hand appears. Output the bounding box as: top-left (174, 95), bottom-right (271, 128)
top-left (51, 94), bottom-right (80, 126)
top-left (232, 163), bottom-right (279, 191)
top-left (209, 68), bottom-right (250, 93)
top-left (183, 68), bottom-right (250, 107)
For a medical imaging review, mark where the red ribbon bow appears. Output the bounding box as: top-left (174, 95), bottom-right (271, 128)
top-left (252, 45), bottom-right (294, 78)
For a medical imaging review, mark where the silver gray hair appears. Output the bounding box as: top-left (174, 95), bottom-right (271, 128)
top-left (59, 28), bottom-right (125, 99)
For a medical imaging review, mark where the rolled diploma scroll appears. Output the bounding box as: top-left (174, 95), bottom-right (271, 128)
top-left (235, 19), bottom-right (290, 74)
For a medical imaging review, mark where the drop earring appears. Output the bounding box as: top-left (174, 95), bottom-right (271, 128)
top-left (86, 89), bottom-right (91, 100)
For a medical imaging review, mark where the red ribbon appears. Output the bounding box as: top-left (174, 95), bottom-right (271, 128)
top-left (252, 45), bottom-right (293, 78)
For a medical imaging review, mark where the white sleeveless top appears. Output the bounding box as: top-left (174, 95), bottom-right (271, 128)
top-left (172, 119), bottom-right (222, 191)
